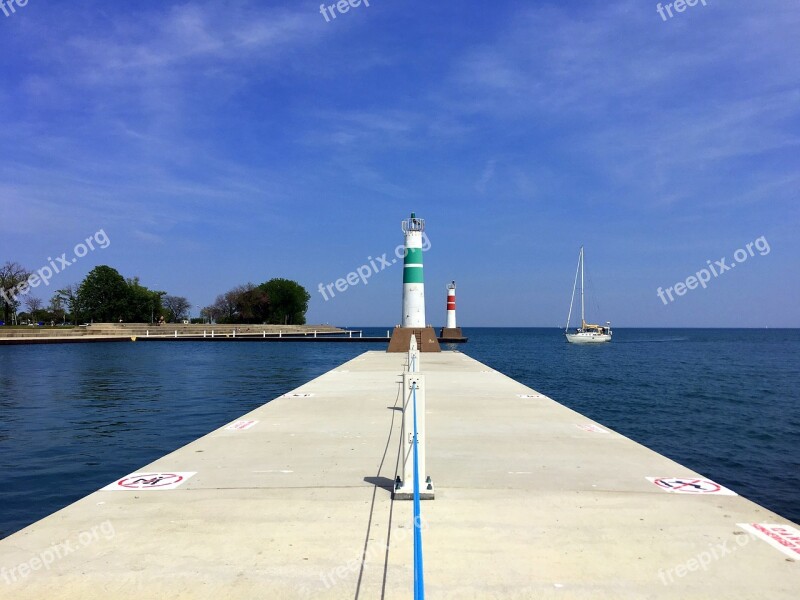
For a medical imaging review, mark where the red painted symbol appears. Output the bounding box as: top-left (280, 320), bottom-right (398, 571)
top-left (576, 424), bottom-right (608, 433)
top-left (648, 477), bottom-right (736, 495)
top-left (104, 471), bottom-right (196, 491)
top-left (118, 473), bottom-right (184, 489)
top-left (660, 478), bottom-right (718, 492)
top-left (226, 420), bottom-right (258, 431)
top-left (740, 523), bottom-right (800, 558)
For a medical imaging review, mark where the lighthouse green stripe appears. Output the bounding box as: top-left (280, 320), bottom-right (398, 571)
top-left (403, 266), bottom-right (424, 284)
top-left (403, 246), bottom-right (423, 283)
top-left (403, 246), bottom-right (424, 283)
top-left (404, 247), bottom-right (423, 265)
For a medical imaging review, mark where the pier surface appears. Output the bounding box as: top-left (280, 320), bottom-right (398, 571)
top-left (1, 351), bottom-right (797, 598)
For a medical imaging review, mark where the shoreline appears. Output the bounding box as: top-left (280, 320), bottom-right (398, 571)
top-left (0, 323), bottom-right (467, 345)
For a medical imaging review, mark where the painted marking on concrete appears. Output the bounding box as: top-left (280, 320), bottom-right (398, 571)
top-left (576, 424), bottom-right (608, 433)
top-left (647, 477), bottom-right (737, 495)
top-left (103, 472), bottom-right (196, 491)
top-left (283, 392), bottom-right (314, 398)
top-left (738, 523), bottom-right (800, 559)
top-left (226, 420), bottom-right (258, 431)
top-left (516, 393), bottom-right (539, 398)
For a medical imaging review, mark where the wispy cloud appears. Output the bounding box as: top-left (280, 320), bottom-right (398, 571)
top-left (0, 2), bottom-right (326, 238)
top-left (476, 159), bottom-right (496, 193)
top-left (1, 0), bottom-right (797, 325)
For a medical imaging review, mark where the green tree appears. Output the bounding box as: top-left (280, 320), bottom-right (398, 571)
top-left (77, 266), bottom-right (130, 323)
top-left (127, 277), bottom-right (164, 323)
top-left (236, 283), bottom-right (271, 323)
top-left (209, 288), bottom-right (240, 324)
top-left (258, 278), bottom-right (310, 325)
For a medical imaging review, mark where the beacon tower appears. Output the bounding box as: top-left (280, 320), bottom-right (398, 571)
top-left (401, 213), bottom-right (426, 327)
top-left (439, 280), bottom-right (466, 343)
top-left (445, 281), bottom-right (457, 329)
top-left (388, 212), bottom-right (441, 352)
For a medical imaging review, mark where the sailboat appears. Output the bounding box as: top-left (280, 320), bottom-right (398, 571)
top-left (565, 246), bottom-right (612, 344)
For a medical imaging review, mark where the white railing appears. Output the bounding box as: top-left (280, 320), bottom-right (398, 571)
top-left (395, 335), bottom-right (433, 500)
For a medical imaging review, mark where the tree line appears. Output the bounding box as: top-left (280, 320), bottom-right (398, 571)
top-left (0, 261), bottom-right (309, 326)
top-left (200, 279), bottom-right (310, 325)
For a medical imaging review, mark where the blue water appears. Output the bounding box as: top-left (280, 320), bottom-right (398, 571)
top-left (1, 329), bottom-right (798, 538)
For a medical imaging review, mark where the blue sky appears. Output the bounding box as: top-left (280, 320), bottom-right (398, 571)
top-left (0, 0), bottom-right (797, 327)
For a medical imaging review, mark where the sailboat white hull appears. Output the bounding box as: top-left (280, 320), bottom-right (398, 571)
top-left (565, 332), bottom-right (612, 344)
top-left (564, 246), bottom-right (611, 345)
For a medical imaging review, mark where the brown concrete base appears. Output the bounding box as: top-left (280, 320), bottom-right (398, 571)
top-left (387, 326), bottom-right (441, 352)
top-left (439, 327), bottom-right (467, 342)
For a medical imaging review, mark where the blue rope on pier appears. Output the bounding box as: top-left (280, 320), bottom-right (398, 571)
top-left (411, 382), bottom-right (425, 599)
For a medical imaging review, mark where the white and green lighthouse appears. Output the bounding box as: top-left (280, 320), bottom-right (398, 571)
top-left (401, 212), bottom-right (426, 328)
top-left (388, 212), bottom-right (440, 352)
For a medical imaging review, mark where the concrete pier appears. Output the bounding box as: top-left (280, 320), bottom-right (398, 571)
top-left (1, 351), bottom-right (797, 598)
top-left (0, 323), bottom-right (467, 345)
top-left (0, 323), bottom-right (347, 344)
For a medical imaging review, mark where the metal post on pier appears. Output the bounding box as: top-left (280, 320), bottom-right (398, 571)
top-left (395, 336), bottom-right (433, 501)
top-left (409, 335), bottom-right (420, 373)
top-left (211, 330), bottom-right (215, 338)
top-left (174, 330), bottom-right (177, 338)
top-left (203, 330), bottom-right (207, 338)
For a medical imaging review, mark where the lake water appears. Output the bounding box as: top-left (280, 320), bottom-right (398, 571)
top-left (1, 328), bottom-right (798, 538)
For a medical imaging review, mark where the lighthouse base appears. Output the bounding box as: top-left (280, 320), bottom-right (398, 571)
top-left (387, 326), bottom-right (441, 353)
top-left (439, 327), bottom-right (467, 342)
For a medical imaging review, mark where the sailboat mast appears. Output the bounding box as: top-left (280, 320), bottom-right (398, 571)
top-left (566, 247), bottom-right (581, 332)
top-left (580, 246), bottom-right (585, 328)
